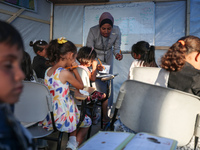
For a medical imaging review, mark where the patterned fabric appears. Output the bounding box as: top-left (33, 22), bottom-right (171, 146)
top-left (40, 67), bottom-right (91, 133)
top-left (87, 91), bottom-right (106, 102)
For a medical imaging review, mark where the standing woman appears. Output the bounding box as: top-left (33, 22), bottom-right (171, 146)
top-left (86, 12), bottom-right (123, 68)
top-left (86, 12), bottom-right (123, 108)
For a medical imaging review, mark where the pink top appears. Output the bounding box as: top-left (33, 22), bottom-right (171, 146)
top-left (78, 65), bottom-right (90, 74)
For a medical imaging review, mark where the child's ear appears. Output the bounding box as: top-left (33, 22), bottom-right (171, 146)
top-left (195, 52), bottom-right (200, 62)
top-left (68, 52), bottom-right (74, 60)
top-left (134, 53), bottom-right (141, 59)
top-left (36, 51), bottom-right (41, 55)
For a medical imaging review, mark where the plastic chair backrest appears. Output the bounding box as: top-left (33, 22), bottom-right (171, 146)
top-left (76, 67), bottom-right (91, 87)
top-left (130, 67), bottom-right (169, 87)
top-left (14, 81), bottom-right (52, 123)
top-left (118, 80), bottom-right (200, 146)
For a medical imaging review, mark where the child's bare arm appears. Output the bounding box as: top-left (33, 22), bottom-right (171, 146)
top-left (72, 68), bottom-right (84, 89)
top-left (60, 68), bottom-right (84, 90)
top-left (90, 60), bottom-right (97, 82)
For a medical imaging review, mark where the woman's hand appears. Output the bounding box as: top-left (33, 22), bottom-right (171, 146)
top-left (115, 53), bottom-right (123, 60)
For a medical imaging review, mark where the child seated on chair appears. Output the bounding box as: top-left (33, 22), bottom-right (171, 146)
top-left (0, 20), bottom-right (34, 149)
top-left (114, 41), bottom-right (158, 132)
top-left (30, 39), bottom-right (51, 79)
top-left (160, 35), bottom-right (200, 150)
top-left (77, 46), bottom-right (110, 125)
top-left (128, 41), bottom-right (157, 79)
top-left (40, 37), bottom-right (91, 150)
top-left (21, 51), bottom-right (37, 82)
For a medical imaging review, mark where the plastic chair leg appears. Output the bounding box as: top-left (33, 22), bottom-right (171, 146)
top-left (87, 125), bottom-right (92, 139)
top-left (57, 132), bottom-right (63, 150)
top-left (110, 108), bottom-right (119, 131)
top-left (101, 104), bottom-right (103, 129)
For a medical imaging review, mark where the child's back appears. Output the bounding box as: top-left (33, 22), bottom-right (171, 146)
top-left (128, 41), bottom-right (157, 79)
top-left (41, 38), bottom-right (91, 149)
top-left (77, 46), bottom-right (110, 125)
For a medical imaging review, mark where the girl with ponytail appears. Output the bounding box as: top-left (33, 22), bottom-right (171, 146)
top-left (161, 35), bottom-right (200, 96)
top-left (128, 41), bottom-right (157, 79)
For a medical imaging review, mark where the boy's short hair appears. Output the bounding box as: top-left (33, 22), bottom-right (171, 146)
top-left (0, 20), bottom-right (24, 51)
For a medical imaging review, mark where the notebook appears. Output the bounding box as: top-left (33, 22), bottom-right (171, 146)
top-left (79, 131), bottom-right (177, 150)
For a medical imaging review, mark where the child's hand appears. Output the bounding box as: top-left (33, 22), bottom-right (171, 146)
top-left (67, 62), bottom-right (78, 71)
top-left (115, 53), bottom-right (123, 61)
top-left (72, 61), bottom-right (78, 67)
top-left (97, 64), bottom-right (104, 71)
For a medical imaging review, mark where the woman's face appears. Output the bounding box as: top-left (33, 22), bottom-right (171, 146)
top-left (0, 43), bottom-right (25, 104)
top-left (100, 23), bottom-right (112, 37)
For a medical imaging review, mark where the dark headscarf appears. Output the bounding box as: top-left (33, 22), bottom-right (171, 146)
top-left (99, 12), bottom-right (114, 27)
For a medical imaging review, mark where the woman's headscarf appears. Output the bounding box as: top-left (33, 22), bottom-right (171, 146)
top-left (99, 12), bottom-right (114, 27)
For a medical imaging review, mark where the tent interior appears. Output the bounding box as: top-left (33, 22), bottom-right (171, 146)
top-left (0, 0), bottom-right (199, 103)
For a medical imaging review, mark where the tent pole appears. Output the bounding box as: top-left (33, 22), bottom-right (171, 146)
top-left (50, 2), bottom-right (54, 41)
top-left (186, 0), bottom-right (190, 36)
top-left (7, 8), bottom-right (25, 24)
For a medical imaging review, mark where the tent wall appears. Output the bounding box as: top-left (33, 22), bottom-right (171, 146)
top-left (0, 0), bottom-right (51, 60)
top-left (190, 0), bottom-right (200, 37)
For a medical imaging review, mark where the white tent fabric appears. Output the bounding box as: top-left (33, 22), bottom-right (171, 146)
top-left (54, 5), bottom-right (84, 44)
top-left (190, 0), bottom-right (200, 37)
top-left (0, 0), bottom-right (51, 60)
top-left (155, 1), bottom-right (186, 46)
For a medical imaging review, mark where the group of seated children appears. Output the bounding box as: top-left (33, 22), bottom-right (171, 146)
top-left (2, 19), bottom-right (200, 150)
top-left (115, 35), bottom-right (200, 150)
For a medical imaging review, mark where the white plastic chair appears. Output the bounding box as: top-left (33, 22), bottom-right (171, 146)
top-left (111, 80), bottom-right (200, 147)
top-left (130, 67), bottom-right (169, 87)
top-left (76, 67), bottom-right (91, 87)
top-left (14, 81), bottom-right (63, 150)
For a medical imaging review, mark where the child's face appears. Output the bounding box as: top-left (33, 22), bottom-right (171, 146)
top-left (0, 43), bottom-right (25, 104)
top-left (86, 60), bottom-right (93, 67)
top-left (62, 52), bottom-right (77, 67)
top-left (37, 46), bottom-right (48, 58)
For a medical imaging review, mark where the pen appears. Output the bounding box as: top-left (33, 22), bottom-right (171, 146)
top-left (65, 66), bottom-right (78, 69)
top-left (98, 58), bottom-right (105, 69)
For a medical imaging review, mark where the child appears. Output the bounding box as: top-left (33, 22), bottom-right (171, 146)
top-left (30, 39), bottom-right (51, 79)
top-left (128, 41), bottom-right (158, 79)
top-left (21, 51), bottom-right (37, 82)
top-left (0, 20), bottom-right (34, 149)
top-left (77, 46), bottom-right (110, 125)
top-left (161, 35), bottom-right (200, 97)
top-left (160, 35), bottom-right (200, 150)
top-left (114, 41), bottom-right (158, 132)
top-left (40, 37), bottom-right (91, 150)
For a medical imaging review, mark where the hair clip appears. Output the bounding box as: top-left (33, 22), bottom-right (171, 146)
top-left (39, 39), bottom-right (43, 45)
top-left (88, 47), bottom-right (94, 56)
top-left (57, 37), bottom-right (67, 44)
top-left (33, 39), bottom-right (37, 44)
top-left (178, 40), bottom-right (185, 46)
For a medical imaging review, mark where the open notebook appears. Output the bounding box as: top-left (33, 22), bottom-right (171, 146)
top-left (99, 65), bottom-right (110, 74)
top-left (79, 131), bottom-right (177, 150)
